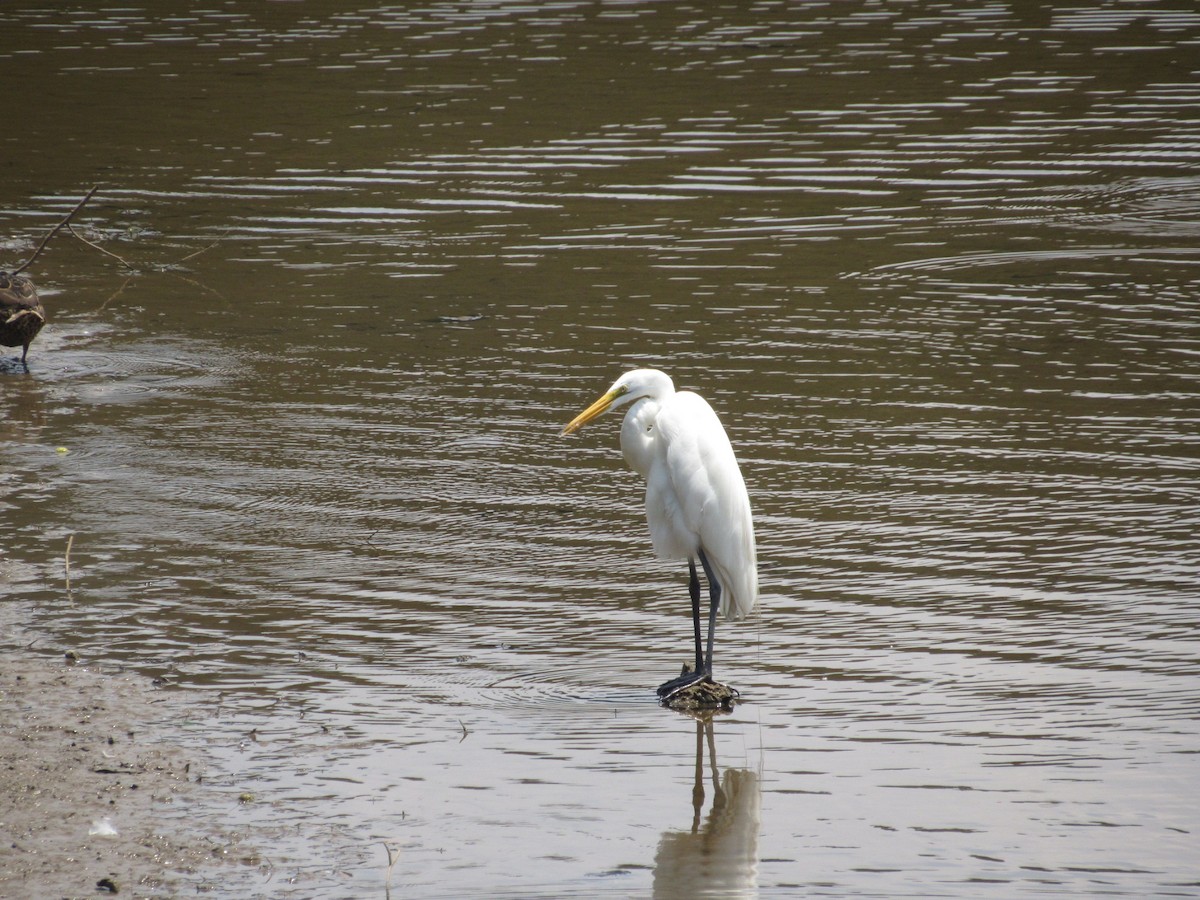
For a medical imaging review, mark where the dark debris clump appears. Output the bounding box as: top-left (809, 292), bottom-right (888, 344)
top-left (659, 675), bottom-right (739, 711)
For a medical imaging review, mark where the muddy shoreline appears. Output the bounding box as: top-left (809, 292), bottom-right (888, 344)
top-left (0, 643), bottom-right (259, 897)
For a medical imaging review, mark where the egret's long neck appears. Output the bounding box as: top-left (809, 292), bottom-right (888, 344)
top-left (619, 395), bottom-right (663, 477)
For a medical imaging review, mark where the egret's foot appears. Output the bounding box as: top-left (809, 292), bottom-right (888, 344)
top-left (656, 664), bottom-right (707, 699)
top-left (656, 664), bottom-right (740, 710)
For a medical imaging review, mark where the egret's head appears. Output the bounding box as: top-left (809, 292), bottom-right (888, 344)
top-left (561, 369), bottom-right (674, 435)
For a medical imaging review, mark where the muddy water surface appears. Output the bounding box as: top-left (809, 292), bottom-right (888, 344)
top-left (3, 3), bottom-right (1199, 897)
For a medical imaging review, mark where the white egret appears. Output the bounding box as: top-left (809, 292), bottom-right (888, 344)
top-left (562, 368), bottom-right (757, 698)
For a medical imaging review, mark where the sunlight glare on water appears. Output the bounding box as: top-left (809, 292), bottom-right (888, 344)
top-left (3, 2), bottom-right (1199, 897)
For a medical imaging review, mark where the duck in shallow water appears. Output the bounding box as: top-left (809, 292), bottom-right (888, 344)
top-left (0, 271), bottom-right (45, 369)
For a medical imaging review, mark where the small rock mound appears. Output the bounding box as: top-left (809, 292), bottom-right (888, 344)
top-left (659, 673), bottom-right (739, 711)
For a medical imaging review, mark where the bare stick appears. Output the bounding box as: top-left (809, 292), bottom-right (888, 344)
top-left (67, 223), bottom-right (135, 270)
top-left (382, 842), bottom-right (400, 898)
top-left (177, 232), bottom-right (227, 263)
top-left (12, 186), bottom-right (99, 276)
top-left (64, 533), bottom-right (75, 598)
top-left (95, 275), bottom-right (134, 313)
top-left (70, 223), bottom-right (225, 272)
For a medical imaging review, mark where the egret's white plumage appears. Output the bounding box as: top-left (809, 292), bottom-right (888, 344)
top-left (562, 368), bottom-right (758, 693)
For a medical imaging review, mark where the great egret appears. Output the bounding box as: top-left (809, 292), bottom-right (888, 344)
top-left (562, 368), bottom-right (757, 698)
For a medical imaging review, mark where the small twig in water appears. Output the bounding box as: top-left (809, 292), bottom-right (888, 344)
top-left (64, 534), bottom-right (75, 599)
top-left (458, 719), bottom-right (469, 743)
top-left (95, 275), bottom-right (135, 313)
top-left (176, 231), bottom-right (228, 264)
top-left (382, 842), bottom-right (400, 897)
top-left (67, 223), bottom-right (135, 270)
top-left (12, 186), bottom-right (99, 276)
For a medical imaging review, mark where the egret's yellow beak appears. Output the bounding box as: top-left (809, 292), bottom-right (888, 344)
top-left (562, 386), bottom-right (625, 435)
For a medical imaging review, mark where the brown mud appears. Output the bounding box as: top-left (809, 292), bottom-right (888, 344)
top-left (0, 647), bottom-right (258, 898)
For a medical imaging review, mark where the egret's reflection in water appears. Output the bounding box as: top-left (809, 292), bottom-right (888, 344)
top-left (653, 715), bottom-right (760, 899)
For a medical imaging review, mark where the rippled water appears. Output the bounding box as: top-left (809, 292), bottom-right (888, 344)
top-left (3, 3), bottom-right (1199, 897)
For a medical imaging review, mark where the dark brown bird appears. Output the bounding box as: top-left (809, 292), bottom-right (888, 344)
top-left (0, 271), bottom-right (45, 368)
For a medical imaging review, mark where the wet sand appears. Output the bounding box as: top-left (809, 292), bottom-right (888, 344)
top-left (0, 645), bottom-right (257, 897)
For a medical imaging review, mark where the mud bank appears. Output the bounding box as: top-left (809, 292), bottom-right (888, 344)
top-left (0, 646), bottom-right (258, 897)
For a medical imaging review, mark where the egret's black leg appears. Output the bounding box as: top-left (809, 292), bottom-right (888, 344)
top-left (698, 549), bottom-right (721, 678)
top-left (657, 556), bottom-right (709, 698)
top-left (659, 552), bottom-right (739, 707)
top-left (688, 557), bottom-right (704, 674)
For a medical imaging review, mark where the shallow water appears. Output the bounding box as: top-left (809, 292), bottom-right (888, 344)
top-left (3, 3), bottom-right (1199, 897)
